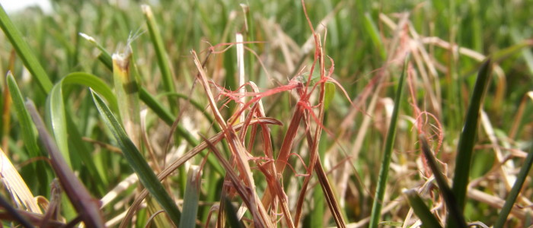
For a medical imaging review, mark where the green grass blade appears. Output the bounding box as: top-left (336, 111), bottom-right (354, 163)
top-left (0, 5), bottom-right (53, 93)
top-left (82, 38), bottom-right (211, 159)
top-left (403, 189), bottom-right (442, 228)
top-left (6, 73), bottom-right (41, 162)
top-left (164, 92), bottom-right (218, 131)
top-left (224, 196), bottom-right (244, 228)
top-left (450, 58), bottom-right (493, 211)
top-left (7, 73), bottom-right (50, 193)
top-left (139, 88), bottom-right (200, 146)
top-left (141, 5), bottom-right (177, 108)
top-left (420, 136), bottom-right (467, 228)
top-left (46, 80), bottom-right (71, 168)
top-left (179, 165), bottom-right (201, 228)
top-left (494, 145), bottom-right (533, 228)
top-left (79, 33), bottom-right (114, 71)
top-left (79, 33), bottom-right (113, 61)
top-left (62, 72), bottom-right (119, 114)
top-left (510, 29), bottom-right (533, 76)
top-left (91, 90), bottom-right (182, 225)
top-left (369, 54), bottom-right (409, 228)
top-left (45, 72), bottom-right (115, 194)
top-left (139, 88), bottom-right (175, 125)
top-left (139, 90), bottom-right (225, 175)
top-left (86, 40), bottom-right (209, 159)
top-left (364, 13), bottom-right (386, 60)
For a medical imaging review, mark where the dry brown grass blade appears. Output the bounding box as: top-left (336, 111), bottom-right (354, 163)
top-left (200, 134), bottom-right (271, 227)
top-left (100, 173), bottom-right (138, 208)
top-left (292, 2), bottom-right (346, 226)
top-left (480, 111), bottom-right (515, 191)
top-left (480, 111), bottom-right (533, 207)
top-left (26, 100), bottom-right (105, 228)
top-left (191, 50), bottom-right (272, 227)
top-left (119, 117), bottom-right (281, 228)
top-left (468, 188), bottom-right (529, 221)
top-left (246, 82), bottom-right (295, 227)
top-left (315, 160), bottom-right (347, 227)
top-left (340, 13), bottom-right (411, 137)
top-left (260, 105), bottom-right (305, 210)
top-left (0, 147), bottom-right (41, 213)
top-left (293, 31), bottom-right (326, 226)
top-left (162, 50), bottom-right (211, 169)
top-left (509, 91), bottom-right (533, 139)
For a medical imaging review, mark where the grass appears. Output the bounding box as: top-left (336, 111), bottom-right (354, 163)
top-left (1, 0), bottom-right (533, 227)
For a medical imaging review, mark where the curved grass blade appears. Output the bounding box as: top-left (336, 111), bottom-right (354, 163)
top-left (46, 72), bottom-right (115, 193)
top-left (403, 189), bottom-right (442, 228)
top-left (450, 59), bottom-right (493, 210)
top-left (62, 72), bottom-right (119, 114)
top-left (26, 100), bottom-right (105, 228)
top-left (0, 5), bottom-right (53, 93)
top-left (369, 54), bottom-right (409, 228)
top-left (46, 79), bottom-right (71, 167)
top-left (494, 144), bottom-right (533, 228)
top-left (91, 90), bottom-right (181, 225)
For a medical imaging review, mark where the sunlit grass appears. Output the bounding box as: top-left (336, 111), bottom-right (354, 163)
top-left (1, 0), bottom-right (533, 227)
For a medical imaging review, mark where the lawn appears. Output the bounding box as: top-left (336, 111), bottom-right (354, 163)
top-left (1, 0), bottom-right (533, 227)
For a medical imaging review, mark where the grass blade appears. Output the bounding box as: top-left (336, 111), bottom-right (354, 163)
top-left (369, 54), bottom-right (409, 227)
top-left (224, 196), bottom-right (244, 228)
top-left (112, 46), bottom-right (141, 147)
top-left (364, 13), bottom-right (386, 60)
top-left (141, 5), bottom-right (177, 112)
top-left (0, 146), bottom-right (41, 213)
top-left (91, 90), bottom-right (181, 225)
top-left (26, 100), bottom-right (105, 228)
top-left (419, 136), bottom-right (467, 228)
top-left (494, 144), bottom-right (533, 227)
top-left (139, 88), bottom-right (175, 125)
top-left (0, 5), bottom-right (53, 93)
top-left (7, 73), bottom-right (44, 170)
top-left (62, 72), bottom-right (119, 114)
top-left (179, 165), bottom-right (201, 228)
top-left (45, 72), bottom-right (115, 194)
top-left (84, 37), bottom-right (210, 162)
top-left (403, 189), bottom-right (442, 228)
top-left (450, 59), bottom-right (493, 210)
top-left (46, 78), bottom-right (71, 167)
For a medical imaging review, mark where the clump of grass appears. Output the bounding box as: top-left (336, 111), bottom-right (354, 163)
top-left (1, 0), bottom-right (533, 227)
